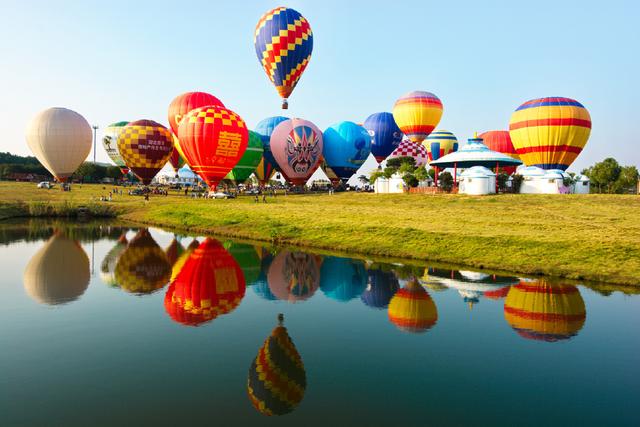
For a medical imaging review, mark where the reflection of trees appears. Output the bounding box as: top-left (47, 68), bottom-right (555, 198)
top-left (0, 219), bottom-right (129, 245)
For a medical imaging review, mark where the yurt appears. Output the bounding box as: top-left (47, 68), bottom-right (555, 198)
top-left (519, 167), bottom-right (569, 194)
top-left (459, 166), bottom-right (495, 195)
top-left (573, 174), bottom-right (590, 194)
top-left (374, 173), bottom-right (405, 194)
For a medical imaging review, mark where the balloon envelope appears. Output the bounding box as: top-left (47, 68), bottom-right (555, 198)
top-left (254, 7), bottom-right (313, 108)
top-left (25, 107), bottom-right (92, 181)
top-left (363, 112), bottom-right (403, 163)
top-left (168, 91), bottom-right (224, 136)
top-left (361, 269), bottom-right (400, 309)
top-left (178, 106), bottom-right (249, 189)
top-left (267, 251), bottom-right (320, 302)
top-left (392, 91), bottom-right (443, 143)
top-left (102, 121), bottom-right (130, 173)
top-left (319, 256), bottom-right (367, 302)
top-left (270, 118), bottom-right (323, 185)
top-left (388, 281), bottom-right (438, 333)
top-left (114, 229), bottom-right (171, 295)
top-left (509, 97), bottom-right (591, 170)
top-left (387, 138), bottom-right (429, 167)
top-left (254, 116), bottom-right (288, 184)
top-left (100, 233), bottom-right (128, 287)
top-left (226, 241), bottom-right (261, 285)
top-left (322, 122), bottom-right (372, 181)
top-left (117, 120), bottom-right (174, 185)
top-left (225, 130), bottom-right (264, 183)
top-left (479, 130), bottom-right (518, 174)
top-left (424, 130), bottom-right (458, 161)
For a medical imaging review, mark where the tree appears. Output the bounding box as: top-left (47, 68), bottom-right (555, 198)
top-left (496, 172), bottom-right (510, 192)
top-left (369, 170), bottom-right (385, 183)
top-left (414, 166), bottom-right (429, 182)
top-left (439, 171), bottom-right (454, 192)
top-left (73, 162), bottom-right (107, 182)
top-left (583, 158), bottom-right (621, 193)
top-left (614, 166), bottom-right (639, 193)
top-left (358, 174), bottom-right (369, 186)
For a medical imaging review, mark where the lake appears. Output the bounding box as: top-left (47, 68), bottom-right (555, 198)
top-left (0, 221), bottom-right (638, 426)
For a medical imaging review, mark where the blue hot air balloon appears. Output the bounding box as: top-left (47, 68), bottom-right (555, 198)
top-left (320, 257), bottom-right (367, 302)
top-left (322, 122), bottom-right (371, 182)
top-left (361, 269), bottom-right (400, 309)
top-left (255, 116), bottom-right (288, 184)
top-left (363, 112), bottom-right (403, 164)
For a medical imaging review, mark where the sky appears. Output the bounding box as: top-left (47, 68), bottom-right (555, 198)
top-left (1, 0), bottom-right (638, 179)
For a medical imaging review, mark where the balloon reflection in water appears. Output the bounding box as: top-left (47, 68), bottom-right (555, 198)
top-left (226, 241), bottom-right (261, 285)
top-left (100, 233), bottom-right (128, 287)
top-left (504, 280), bottom-right (586, 342)
top-left (388, 280), bottom-right (438, 333)
top-left (23, 232), bottom-right (90, 305)
top-left (253, 250), bottom-right (276, 301)
top-left (361, 268), bottom-right (400, 309)
top-left (267, 252), bottom-right (320, 302)
top-left (170, 239), bottom-right (199, 283)
top-left (164, 238), bottom-right (246, 327)
top-left (248, 314), bottom-right (306, 416)
top-left (114, 229), bottom-right (171, 295)
top-left (164, 237), bottom-right (185, 268)
top-left (320, 256), bottom-right (367, 302)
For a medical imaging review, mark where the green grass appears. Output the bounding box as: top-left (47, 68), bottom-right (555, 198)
top-left (1, 182), bottom-right (639, 284)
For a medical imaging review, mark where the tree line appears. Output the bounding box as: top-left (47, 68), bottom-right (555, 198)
top-left (582, 158), bottom-right (639, 194)
top-left (0, 152), bottom-right (125, 182)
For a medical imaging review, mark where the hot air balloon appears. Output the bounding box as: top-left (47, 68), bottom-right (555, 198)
top-left (478, 130), bottom-right (519, 174)
top-left (102, 121), bottom-right (130, 175)
top-left (164, 238), bottom-right (246, 326)
top-left (322, 122), bottom-right (372, 182)
top-left (363, 112), bottom-right (403, 164)
top-left (387, 137), bottom-right (429, 167)
top-left (168, 142), bottom-right (185, 177)
top-left (170, 239), bottom-right (199, 282)
top-left (361, 269), bottom-right (400, 309)
top-left (267, 251), bottom-right (320, 302)
top-left (254, 7), bottom-right (313, 109)
top-left (504, 280), bottom-right (586, 342)
top-left (253, 250), bottom-right (276, 300)
top-left (225, 130), bottom-right (264, 184)
top-left (177, 105), bottom-right (249, 190)
top-left (423, 130), bottom-right (458, 162)
top-left (248, 314), bottom-right (306, 416)
top-left (25, 107), bottom-right (92, 182)
top-left (164, 237), bottom-right (185, 267)
top-left (100, 233), bottom-right (128, 287)
top-left (392, 91), bottom-right (443, 144)
top-left (388, 280), bottom-right (438, 333)
top-left (23, 232), bottom-right (90, 305)
top-left (509, 97), bottom-right (591, 170)
top-left (226, 241), bottom-right (261, 285)
top-left (270, 118), bottom-right (323, 185)
top-left (254, 117), bottom-right (288, 185)
top-left (167, 91), bottom-right (224, 137)
top-left (320, 159), bottom-right (341, 187)
top-left (114, 229), bottom-right (171, 295)
top-left (117, 120), bottom-right (174, 185)
top-left (320, 256), bottom-right (367, 302)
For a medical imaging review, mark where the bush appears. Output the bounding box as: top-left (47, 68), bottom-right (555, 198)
top-left (439, 172), bottom-right (454, 192)
top-left (511, 174), bottom-right (524, 193)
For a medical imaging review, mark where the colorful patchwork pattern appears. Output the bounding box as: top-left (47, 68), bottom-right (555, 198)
top-left (117, 120), bottom-right (173, 185)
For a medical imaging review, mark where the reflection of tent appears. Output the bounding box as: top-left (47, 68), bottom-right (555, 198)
top-left (428, 268), bottom-right (518, 307)
top-left (114, 229), bottom-right (171, 295)
top-left (361, 269), bottom-right (399, 309)
top-left (164, 238), bottom-right (246, 326)
top-left (100, 233), bottom-right (128, 287)
top-left (267, 252), bottom-right (320, 303)
top-left (226, 242), bottom-right (261, 285)
top-left (23, 233), bottom-right (90, 305)
top-left (388, 280), bottom-right (438, 333)
top-left (248, 314), bottom-right (306, 416)
top-left (504, 281), bottom-right (586, 342)
top-left (164, 237), bottom-right (184, 267)
top-left (320, 256), bottom-right (367, 302)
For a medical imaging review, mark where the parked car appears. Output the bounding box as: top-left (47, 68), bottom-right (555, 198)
top-left (209, 191), bottom-right (236, 199)
top-left (37, 181), bottom-right (52, 189)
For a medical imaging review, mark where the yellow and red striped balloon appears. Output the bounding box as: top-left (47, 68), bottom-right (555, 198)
top-left (508, 97), bottom-right (591, 170)
top-left (392, 91), bottom-right (443, 143)
top-left (388, 280), bottom-right (438, 333)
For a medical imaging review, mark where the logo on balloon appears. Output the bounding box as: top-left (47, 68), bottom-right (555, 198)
top-left (286, 126), bottom-right (321, 174)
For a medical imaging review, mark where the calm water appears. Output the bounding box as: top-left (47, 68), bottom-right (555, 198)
top-left (0, 222), bottom-right (638, 427)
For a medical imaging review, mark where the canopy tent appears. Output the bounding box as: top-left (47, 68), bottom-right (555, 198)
top-left (429, 135), bottom-right (522, 190)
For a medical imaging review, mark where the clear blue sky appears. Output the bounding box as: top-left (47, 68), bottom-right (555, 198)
top-left (1, 0), bottom-right (638, 173)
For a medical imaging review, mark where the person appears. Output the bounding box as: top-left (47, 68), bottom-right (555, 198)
top-left (144, 193), bottom-right (149, 201)
top-left (254, 194), bottom-right (259, 203)
top-left (262, 193), bottom-right (267, 203)
top-left (184, 188), bottom-right (189, 197)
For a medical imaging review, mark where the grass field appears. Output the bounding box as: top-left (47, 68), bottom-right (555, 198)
top-left (1, 182), bottom-right (638, 285)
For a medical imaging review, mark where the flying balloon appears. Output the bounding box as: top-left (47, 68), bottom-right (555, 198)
top-left (102, 121), bottom-right (130, 175)
top-left (392, 91), bottom-right (443, 143)
top-left (270, 118), bottom-right (323, 185)
top-left (423, 130), bottom-right (458, 162)
top-left (363, 112), bottom-right (403, 163)
top-left (248, 314), bottom-right (306, 416)
top-left (509, 97), bottom-right (591, 170)
top-left (25, 107), bottom-right (92, 182)
top-left (225, 130), bottom-right (264, 183)
top-left (254, 7), bottom-right (313, 109)
top-left (322, 122), bottom-right (372, 182)
top-left (177, 106), bottom-right (249, 190)
top-left (117, 120), bottom-right (174, 185)
top-left (254, 116), bottom-right (288, 185)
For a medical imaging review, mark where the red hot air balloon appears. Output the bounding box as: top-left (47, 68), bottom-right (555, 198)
top-left (177, 106), bottom-right (249, 190)
top-left (164, 238), bottom-right (246, 326)
top-left (479, 130), bottom-right (519, 174)
top-left (168, 92), bottom-right (224, 136)
top-left (270, 118), bottom-right (323, 185)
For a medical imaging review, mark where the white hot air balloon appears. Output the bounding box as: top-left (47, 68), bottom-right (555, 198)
top-left (25, 107), bottom-right (92, 181)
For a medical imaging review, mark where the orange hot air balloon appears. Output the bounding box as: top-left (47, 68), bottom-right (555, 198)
top-left (164, 238), bottom-right (246, 326)
top-left (177, 106), bottom-right (249, 190)
top-left (388, 280), bottom-right (438, 333)
top-left (167, 92), bottom-right (224, 136)
top-left (504, 280), bottom-right (586, 342)
top-left (267, 251), bottom-right (320, 303)
top-left (508, 97), bottom-right (591, 170)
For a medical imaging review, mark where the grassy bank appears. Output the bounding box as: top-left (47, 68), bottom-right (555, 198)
top-left (1, 182), bottom-right (638, 284)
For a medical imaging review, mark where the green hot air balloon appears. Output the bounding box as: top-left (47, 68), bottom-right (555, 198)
top-left (225, 130), bottom-right (263, 184)
top-left (226, 241), bottom-right (261, 285)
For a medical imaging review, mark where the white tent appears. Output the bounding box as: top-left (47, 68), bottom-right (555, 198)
top-left (459, 166), bottom-right (495, 195)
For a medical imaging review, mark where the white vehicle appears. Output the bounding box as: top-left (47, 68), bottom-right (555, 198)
top-left (209, 191), bottom-right (236, 199)
top-left (37, 181), bottom-right (52, 189)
